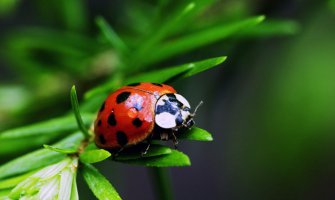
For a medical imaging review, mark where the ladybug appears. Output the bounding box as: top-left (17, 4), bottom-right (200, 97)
top-left (94, 82), bottom-right (202, 152)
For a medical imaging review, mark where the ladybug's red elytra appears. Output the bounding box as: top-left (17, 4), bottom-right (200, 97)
top-left (94, 82), bottom-right (201, 151)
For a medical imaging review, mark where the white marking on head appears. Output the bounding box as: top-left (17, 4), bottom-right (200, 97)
top-left (175, 94), bottom-right (191, 108)
top-left (181, 110), bottom-right (190, 121)
top-left (155, 112), bottom-right (176, 129)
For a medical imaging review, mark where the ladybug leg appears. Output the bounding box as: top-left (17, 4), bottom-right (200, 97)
top-left (112, 147), bottom-right (124, 160)
top-left (160, 132), bottom-right (169, 141)
top-left (171, 130), bottom-right (179, 149)
top-left (141, 137), bottom-right (152, 157)
top-left (141, 142), bottom-right (151, 157)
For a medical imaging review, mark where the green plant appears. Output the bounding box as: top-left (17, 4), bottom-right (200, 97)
top-left (0, 57), bottom-right (221, 199)
top-left (0, 1), bottom-right (299, 199)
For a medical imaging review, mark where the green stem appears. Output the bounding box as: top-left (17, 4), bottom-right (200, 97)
top-left (149, 168), bottom-right (173, 200)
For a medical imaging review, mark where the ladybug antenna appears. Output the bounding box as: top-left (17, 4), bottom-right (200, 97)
top-left (192, 100), bottom-right (203, 116)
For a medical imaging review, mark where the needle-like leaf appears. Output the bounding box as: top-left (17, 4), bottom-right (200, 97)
top-left (140, 15), bottom-right (264, 67)
top-left (119, 149), bottom-right (191, 167)
top-left (81, 163), bottom-right (121, 200)
top-left (0, 132), bottom-right (83, 179)
top-left (96, 16), bottom-right (128, 54)
top-left (79, 149), bottom-right (111, 164)
top-left (0, 171), bottom-right (36, 189)
top-left (85, 56), bottom-right (226, 100)
top-left (178, 127), bottom-right (213, 141)
top-left (115, 144), bottom-right (172, 161)
top-left (43, 145), bottom-right (78, 154)
top-left (0, 113), bottom-right (93, 156)
top-left (70, 85), bottom-right (91, 138)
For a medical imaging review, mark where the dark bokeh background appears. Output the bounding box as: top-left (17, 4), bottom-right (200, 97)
top-left (1, 0), bottom-right (335, 199)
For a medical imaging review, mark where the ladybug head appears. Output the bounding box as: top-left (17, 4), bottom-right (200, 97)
top-left (154, 93), bottom-right (202, 130)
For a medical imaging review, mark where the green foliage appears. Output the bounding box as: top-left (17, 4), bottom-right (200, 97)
top-left (0, 0), bottom-right (19, 16)
top-left (0, 113), bottom-right (93, 156)
top-left (0, 114), bottom-right (93, 140)
top-left (70, 86), bottom-right (91, 138)
top-left (116, 144), bottom-right (172, 161)
top-left (0, 132), bottom-right (83, 179)
top-left (79, 149), bottom-right (111, 164)
top-left (329, 0), bottom-right (335, 11)
top-left (240, 19), bottom-right (300, 37)
top-left (7, 158), bottom-right (78, 199)
top-left (96, 16), bottom-right (129, 55)
top-left (3, 28), bottom-right (100, 78)
top-left (149, 167), bottom-right (173, 200)
top-left (0, 171), bottom-right (35, 190)
top-left (178, 127), bottom-right (213, 141)
top-left (85, 56), bottom-right (226, 102)
top-left (120, 150), bottom-right (191, 167)
top-left (43, 144), bottom-right (77, 154)
top-left (0, 0), bottom-right (301, 199)
top-left (82, 163), bottom-right (121, 200)
top-left (128, 2), bottom-right (196, 69)
top-left (58, 0), bottom-right (87, 32)
top-left (0, 189), bottom-right (11, 197)
top-left (70, 173), bottom-right (79, 200)
top-left (138, 15), bottom-right (264, 67)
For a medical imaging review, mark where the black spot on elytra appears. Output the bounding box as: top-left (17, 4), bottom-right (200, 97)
top-left (152, 83), bottom-right (163, 87)
top-left (116, 131), bottom-right (128, 146)
top-left (97, 120), bottom-right (102, 126)
top-left (132, 118), bottom-right (143, 127)
top-left (127, 82), bottom-right (141, 86)
top-left (99, 135), bottom-right (106, 144)
top-left (116, 92), bottom-right (131, 104)
top-left (99, 102), bottom-right (105, 112)
top-left (108, 113), bottom-right (117, 126)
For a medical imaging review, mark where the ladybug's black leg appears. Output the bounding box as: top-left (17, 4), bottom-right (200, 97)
top-left (171, 131), bottom-right (179, 149)
top-left (141, 137), bottom-right (152, 157)
top-left (112, 147), bottom-right (124, 160)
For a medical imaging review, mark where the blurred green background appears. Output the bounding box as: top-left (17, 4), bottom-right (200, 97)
top-left (0, 0), bottom-right (334, 199)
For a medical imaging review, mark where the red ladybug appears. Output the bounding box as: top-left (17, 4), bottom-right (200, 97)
top-left (94, 82), bottom-right (201, 151)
